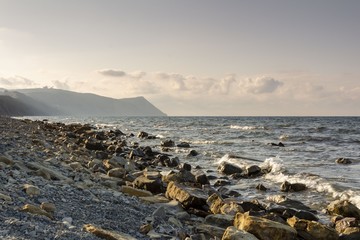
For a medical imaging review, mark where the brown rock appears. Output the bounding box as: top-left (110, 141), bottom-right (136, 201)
top-left (23, 184), bottom-right (40, 196)
top-left (222, 226), bottom-right (259, 240)
top-left (40, 202), bottom-right (56, 213)
top-left (287, 216), bottom-right (339, 240)
top-left (234, 212), bottom-right (297, 240)
top-left (0, 156), bottom-right (14, 165)
top-left (83, 224), bottom-right (137, 240)
top-left (327, 200), bottom-right (360, 220)
top-left (20, 204), bottom-right (53, 219)
top-left (133, 175), bottom-right (165, 194)
top-left (121, 186), bottom-right (153, 197)
top-left (165, 181), bottom-right (208, 209)
top-left (218, 162), bottom-right (242, 175)
top-left (107, 167), bottom-right (126, 178)
top-left (335, 217), bottom-right (358, 233)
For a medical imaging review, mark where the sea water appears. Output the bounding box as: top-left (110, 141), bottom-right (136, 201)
top-left (24, 116), bottom-right (360, 215)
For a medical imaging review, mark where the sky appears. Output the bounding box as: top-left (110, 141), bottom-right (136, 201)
top-left (0, 0), bottom-right (359, 116)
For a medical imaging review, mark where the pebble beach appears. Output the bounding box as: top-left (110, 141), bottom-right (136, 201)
top-left (1, 116), bottom-right (360, 240)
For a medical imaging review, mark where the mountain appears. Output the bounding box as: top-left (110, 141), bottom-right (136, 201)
top-left (0, 95), bottom-right (45, 116)
top-left (0, 88), bottom-right (166, 116)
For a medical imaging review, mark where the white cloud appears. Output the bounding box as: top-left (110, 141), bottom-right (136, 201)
top-left (52, 80), bottom-right (71, 90)
top-left (241, 77), bottom-right (284, 94)
top-left (0, 75), bottom-right (36, 88)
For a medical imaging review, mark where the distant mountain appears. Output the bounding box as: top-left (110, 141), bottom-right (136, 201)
top-left (0, 88), bottom-right (166, 116)
top-left (0, 95), bottom-right (45, 116)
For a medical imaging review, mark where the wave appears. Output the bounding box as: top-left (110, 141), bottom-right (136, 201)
top-left (230, 125), bottom-right (266, 130)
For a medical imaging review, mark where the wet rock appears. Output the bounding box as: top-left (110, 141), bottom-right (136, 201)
top-left (165, 181), bottom-right (208, 209)
top-left (177, 142), bottom-right (191, 148)
top-left (193, 170), bottom-right (210, 185)
top-left (340, 227), bottom-right (360, 240)
top-left (196, 224), bottom-right (226, 238)
top-left (218, 162), bottom-right (242, 175)
top-left (179, 162), bottom-right (192, 171)
top-left (268, 195), bottom-right (314, 212)
top-left (336, 158), bottom-right (352, 164)
top-left (161, 139), bottom-right (175, 147)
top-left (287, 216), bottom-right (339, 240)
top-left (137, 131), bottom-right (149, 139)
top-left (335, 217), bottom-right (358, 233)
top-left (256, 184), bottom-right (267, 191)
top-left (234, 212), bottom-right (297, 240)
top-left (188, 150), bottom-right (199, 157)
top-left (222, 226), bottom-right (259, 240)
top-left (163, 170), bottom-right (196, 184)
top-left (280, 181), bottom-right (307, 192)
top-left (246, 165), bottom-right (262, 176)
top-left (327, 200), bottom-right (360, 220)
top-left (204, 214), bottom-right (234, 229)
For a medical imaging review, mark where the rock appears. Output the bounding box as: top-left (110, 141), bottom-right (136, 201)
top-left (107, 167), bottom-right (126, 178)
top-left (271, 142), bottom-right (285, 147)
top-left (95, 151), bottom-right (108, 160)
top-left (177, 142), bottom-right (191, 148)
top-left (196, 224), bottom-right (226, 238)
top-left (268, 195), bottom-right (314, 212)
top-left (139, 223), bottom-right (152, 234)
top-left (121, 186), bottom-right (153, 197)
top-left (294, 210), bottom-right (319, 221)
top-left (23, 184), bottom-right (40, 196)
top-left (165, 181), bottom-right (208, 209)
top-left (218, 162), bottom-right (242, 175)
top-left (0, 192), bottom-right (12, 202)
top-left (222, 226), bottom-right (259, 240)
top-left (188, 149), bottom-right (199, 157)
top-left (83, 224), bottom-right (137, 240)
top-left (26, 162), bottom-right (72, 182)
top-left (280, 181), bottom-right (307, 192)
top-left (20, 204), bottom-right (53, 219)
top-left (139, 195), bottom-right (169, 204)
top-left (335, 217), bottom-right (358, 233)
top-left (85, 139), bottom-right (105, 151)
top-left (162, 170), bottom-right (196, 184)
top-left (340, 227), bottom-right (360, 240)
top-left (40, 202), bottom-right (56, 213)
top-left (246, 165), bottom-right (262, 176)
top-left (214, 179), bottom-right (231, 187)
top-left (287, 216), bottom-right (339, 240)
top-left (256, 184), bottom-right (267, 191)
top-left (205, 214), bottom-right (234, 229)
top-left (327, 200), bottom-right (360, 220)
top-left (161, 139), bottom-right (175, 147)
top-left (133, 175), bottom-right (165, 194)
top-left (234, 212), bottom-right (297, 240)
top-left (0, 156), bottom-right (14, 165)
top-left (137, 131), bottom-right (149, 139)
top-left (179, 162), bottom-right (192, 171)
top-left (193, 170), bottom-right (210, 185)
top-left (207, 193), bottom-right (243, 215)
top-left (69, 162), bottom-right (82, 171)
top-left (336, 158), bottom-right (352, 164)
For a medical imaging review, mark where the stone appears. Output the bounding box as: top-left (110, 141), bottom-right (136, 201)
top-left (133, 175), bottom-right (165, 194)
top-left (287, 216), bottom-right (339, 240)
top-left (139, 223), bottom-right (152, 234)
top-left (177, 142), bottom-right (191, 148)
top-left (85, 139), bottom-right (105, 151)
top-left (327, 200), bottom-right (360, 220)
top-left (188, 149), bottom-right (199, 157)
top-left (121, 186), bottom-right (153, 197)
top-left (335, 217), bottom-right (358, 233)
top-left (162, 170), bottom-right (196, 184)
top-left (23, 184), bottom-right (40, 196)
top-left (207, 193), bottom-right (243, 215)
top-left (161, 139), bottom-right (175, 147)
top-left (340, 227), bottom-right (360, 240)
top-left (26, 162), bottom-right (72, 182)
top-left (256, 184), bottom-right (267, 191)
top-left (193, 170), bottom-right (210, 185)
top-left (281, 181), bottom-right (307, 192)
top-left (40, 202), bottom-right (56, 213)
top-left (165, 181), bottom-right (208, 209)
top-left (222, 226), bottom-right (259, 240)
top-left (95, 151), bottom-right (108, 160)
top-left (107, 167), bottom-right (126, 178)
top-left (139, 195), bottom-right (169, 204)
top-left (214, 179), bottom-right (231, 187)
top-left (336, 158), bottom-right (352, 164)
top-left (196, 224), bottom-right (226, 238)
top-left (69, 162), bottom-right (82, 170)
top-left (0, 156), bottom-right (14, 165)
top-left (218, 162), bottom-right (242, 175)
top-left (268, 195), bottom-right (313, 212)
top-left (234, 212), bottom-right (297, 240)
top-left (205, 214), bottom-right (234, 229)
top-left (0, 192), bottom-right (12, 202)
top-left (83, 224), bottom-right (137, 240)
top-left (246, 165), bottom-right (262, 176)
top-left (20, 204), bottom-right (53, 219)
top-left (137, 131), bottom-right (149, 139)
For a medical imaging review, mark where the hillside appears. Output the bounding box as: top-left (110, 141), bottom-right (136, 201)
top-left (0, 95), bottom-right (45, 116)
top-left (1, 88), bottom-right (166, 116)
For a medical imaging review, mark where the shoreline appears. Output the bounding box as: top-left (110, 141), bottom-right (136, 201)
top-left (1, 116), bottom-right (359, 239)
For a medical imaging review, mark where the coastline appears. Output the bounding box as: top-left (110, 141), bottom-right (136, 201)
top-left (1, 116), bottom-right (359, 239)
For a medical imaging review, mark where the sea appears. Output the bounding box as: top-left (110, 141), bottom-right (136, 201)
top-left (22, 116), bottom-right (360, 220)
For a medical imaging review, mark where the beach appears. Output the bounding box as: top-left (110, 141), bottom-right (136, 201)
top-left (1, 116), bottom-right (360, 239)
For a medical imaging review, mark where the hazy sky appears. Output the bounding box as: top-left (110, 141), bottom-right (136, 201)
top-left (1, 0), bottom-right (359, 116)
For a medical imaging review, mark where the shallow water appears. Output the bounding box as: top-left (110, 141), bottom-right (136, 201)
top-left (23, 116), bottom-right (360, 213)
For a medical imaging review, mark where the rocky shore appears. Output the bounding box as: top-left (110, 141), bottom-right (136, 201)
top-left (1, 116), bottom-right (360, 240)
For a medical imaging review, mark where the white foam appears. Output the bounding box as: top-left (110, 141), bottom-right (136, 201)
top-left (215, 154), bottom-right (247, 168)
top-left (230, 125), bottom-right (264, 130)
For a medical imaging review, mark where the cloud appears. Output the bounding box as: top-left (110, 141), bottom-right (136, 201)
top-left (52, 80), bottom-right (70, 90)
top-left (155, 72), bottom-right (187, 91)
top-left (97, 69), bottom-right (127, 77)
top-left (241, 77), bottom-right (284, 94)
top-left (0, 76), bottom-right (36, 87)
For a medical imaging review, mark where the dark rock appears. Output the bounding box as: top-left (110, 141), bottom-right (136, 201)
top-left (295, 210), bottom-right (319, 221)
top-left (256, 184), bottom-right (267, 191)
top-left (246, 165), bottom-right (262, 176)
top-left (336, 158), bottom-right (352, 164)
top-left (177, 142), bottom-right (191, 148)
top-left (161, 139), bottom-right (175, 147)
top-left (95, 151), bottom-right (108, 160)
top-left (193, 170), bottom-right (210, 185)
top-left (187, 150), bottom-right (199, 157)
top-left (129, 148), bottom-right (145, 159)
top-left (137, 131), bottom-right (148, 139)
top-left (162, 170), bottom-right (196, 183)
top-left (327, 200), bottom-right (360, 220)
top-left (214, 179), bottom-right (231, 187)
top-left (85, 139), bottom-right (105, 151)
top-left (281, 181), bottom-right (307, 192)
top-left (335, 217), bottom-right (358, 234)
top-left (204, 214), bottom-right (234, 229)
top-left (218, 162), bottom-right (242, 175)
top-left (133, 175), bottom-right (165, 194)
top-left (179, 162), bottom-right (192, 171)
top-left (270, 142), bottom-right (285, 147)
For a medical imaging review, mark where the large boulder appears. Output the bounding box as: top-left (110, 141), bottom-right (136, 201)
top-left (280, 181), bottom-right (307, 192)
top-left (287, 216), bottom-right (339, 240)
top-left (222, 226), bottom-right (259, 240)
top-left (327, 200), bottom-right (360, 220)
top-left (234, 212), bottom-right (297, 240)
top-left (335, 217), bottom-right (358, 233)
top-left (205, 214), bottom-right (235, 229)
top-left (133, 175), bottom-right (165, 194)
top-left (218, 162), bottom-right (243, 175)
top-left (207, 193), bottom-right (243, 215)
top-left (162, 170), bottom-right (196, 183)
top-left (165, 181), bottom-right (208, 209)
